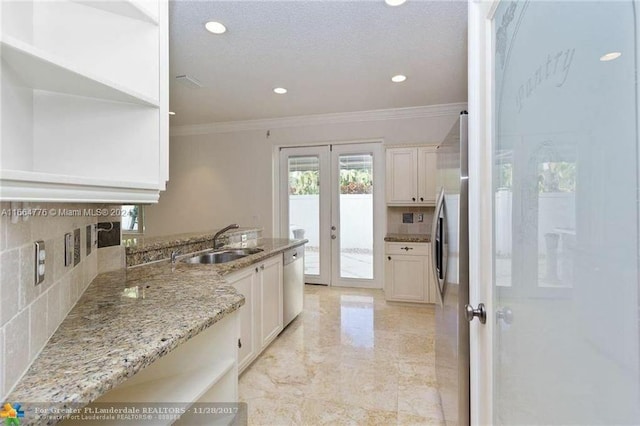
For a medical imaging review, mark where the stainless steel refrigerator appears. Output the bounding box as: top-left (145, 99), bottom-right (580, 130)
top-left (432, 111), bottom-right (469, 426)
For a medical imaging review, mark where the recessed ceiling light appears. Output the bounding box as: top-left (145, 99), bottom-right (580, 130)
top-left (273, 87), bottom-right (288, 94)
top-left (600, 52), bottom-right (622, 62)
top-left (385, 0), bottom-right (407, 6)
top-left (391, 74), bottom-right (407, 83)
top-left (205, 21), bottom-right (227, 34)
top-left (168, 111), bottom-right (176, 116)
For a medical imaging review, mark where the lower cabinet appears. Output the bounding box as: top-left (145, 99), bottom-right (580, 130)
top-left (226, 254), bottom-right (283, 374)
top-left (384, 242), bottom-right (437, 303)
top-left (259, 255), bottom-right (284, 347)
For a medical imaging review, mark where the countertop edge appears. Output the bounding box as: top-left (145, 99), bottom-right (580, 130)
top-left (384, 234), bottom-right (431, 243)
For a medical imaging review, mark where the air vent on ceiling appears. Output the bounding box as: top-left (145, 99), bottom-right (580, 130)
top-left (175, 75), bottom-right (203, 88)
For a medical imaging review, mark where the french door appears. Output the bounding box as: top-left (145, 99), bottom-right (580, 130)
top-left (279, 143), bottom-right (383, 288)
top-left (469, 0), bottom-right (640, 424)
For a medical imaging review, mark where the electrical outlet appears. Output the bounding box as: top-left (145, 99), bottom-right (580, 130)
top-left (65, 233), bottom-right (73, 266)
top-left (34, 240), bottom-right (45, 285)
top-left (86, 225), bottom-right (92, 256)
top-left (73, 228), bottom-right (81, 266)
top-left (417, 213), bottom-right (424, 223)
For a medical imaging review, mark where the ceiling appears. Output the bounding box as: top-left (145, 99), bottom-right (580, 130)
top-left (169, 1), bottom-right (468, 126)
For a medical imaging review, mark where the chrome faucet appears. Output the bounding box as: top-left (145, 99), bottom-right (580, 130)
top-left (171, 250), bottom-right (181, 264)
top-left (213, 224), bottom-right (239, 249)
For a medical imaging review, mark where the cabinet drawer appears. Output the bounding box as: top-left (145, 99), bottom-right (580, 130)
top-left (385, 242), bottom-right (429, 256)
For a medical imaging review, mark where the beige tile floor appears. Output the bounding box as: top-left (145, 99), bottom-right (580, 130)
top-left (239, 285), bottom-right (444, 426)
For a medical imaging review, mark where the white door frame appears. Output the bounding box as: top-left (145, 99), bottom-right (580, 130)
top-left (276, 141), bottom-right (384, 288)
top-left (468, 0), bottom-right (498, 424)
top-left (278, 146), bottom-right (331, 285)
top-left (330, 142), bottom-right (384, 289)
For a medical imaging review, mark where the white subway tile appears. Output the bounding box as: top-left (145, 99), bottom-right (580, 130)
top-left (29, 294), bottom-right (48, 359)
top-left (19, 244), bottom-right (41, 310)
top-left (0, 249), bottom-right (20, 327)
top-left (3, 309), bottom-right (29, 397)
top-left (0, 327), bottom-right (5, 401)
top-left (46, 282), bottom-right (62, 338)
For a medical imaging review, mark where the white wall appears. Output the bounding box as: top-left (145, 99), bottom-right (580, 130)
top-left (145, 106), bottom-right (464, 238)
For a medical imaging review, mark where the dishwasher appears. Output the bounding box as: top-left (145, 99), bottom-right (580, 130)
top-left (283, 246), bottom-right (304, 327)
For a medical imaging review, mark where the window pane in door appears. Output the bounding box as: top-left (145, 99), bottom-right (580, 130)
top-left (338, 154), bottom-right (373, 279)
top-left (288, 156), bottom-right (320, 276)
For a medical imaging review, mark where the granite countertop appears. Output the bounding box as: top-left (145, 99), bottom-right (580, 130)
top-left (6, 238), bottom-right (306, 425)
top-left (384, 233), bottom-right (431, 243)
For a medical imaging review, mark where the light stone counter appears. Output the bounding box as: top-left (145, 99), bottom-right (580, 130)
top-left (384, 233), bottom-right (431, 243)
top-left (6, 238), bottom-right (306, 425)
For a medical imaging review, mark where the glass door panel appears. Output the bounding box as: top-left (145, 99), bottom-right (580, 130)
top-left (287, 155), bottom-right (321, 276)
top-left (331, 143), bottom-right (383, 288)
top-left (280, 146), bottom-right (331, 285)
top-left (337, 153), bottom-right (374, 279)
top-left (492, 1), bottom-right (640, 424)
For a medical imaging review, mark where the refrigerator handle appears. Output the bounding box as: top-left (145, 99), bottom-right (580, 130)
top-left (431, 187), bottom-right (445, 306)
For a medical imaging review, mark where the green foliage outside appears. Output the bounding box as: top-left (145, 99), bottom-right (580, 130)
top-left (289, 169), bottom-right (373, 195)
top-left (497, 161), bottom-right (576, 193)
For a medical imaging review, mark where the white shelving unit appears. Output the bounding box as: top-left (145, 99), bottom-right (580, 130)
top-left (62, 312), bottom-right (240, 426)
top-left (0, 0), bottom-right (169, 202)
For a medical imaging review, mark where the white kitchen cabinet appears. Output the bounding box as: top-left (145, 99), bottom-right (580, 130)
top-left (227, 254), bottom-right (283, 374)
top-left (259, 255), bottom-right (284, 348)
top-left (384, 242), bottom-right (437, 303)
top-left (0, 0), bottom-right (169, 203)
top-left (386, 146), bottom-right (437, 205)
top-left (418, 146), bottom-right (438, 205)
top-left (226, 267), bottom-right (257, 373)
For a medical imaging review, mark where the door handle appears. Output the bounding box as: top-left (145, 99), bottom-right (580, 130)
top-left (496, 307), bottom-right (513, 325)
top-left (465, 303), bottom-right (487, 324)
top-left (331, 235), bottom-right (337, 240)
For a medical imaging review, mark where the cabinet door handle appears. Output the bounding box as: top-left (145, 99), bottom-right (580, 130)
top-left (420, 197), bottom-right (424, 202)
top-left (412, 197), bottom-right (416, 201)
top-left (255, 267), bottom-right (259, 273)
top-left (402, 246), bottom-right (414, 251)
top-left (388, 256), bottom-right (391, 260)
top-left (238, 338), bottom-right (242, 348)
top-left (260, 264), bottom-right (265, 270)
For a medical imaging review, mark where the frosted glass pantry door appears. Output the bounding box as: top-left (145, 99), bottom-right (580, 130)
top-left (491, 1), bottom-right (640, 424)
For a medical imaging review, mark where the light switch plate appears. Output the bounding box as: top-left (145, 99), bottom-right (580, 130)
top-left (86, 225), bottom-right (92, 256)
top-left (73, 228), bottom-right (81, 266)
top-left (64, 233), bottom-right (73, 266)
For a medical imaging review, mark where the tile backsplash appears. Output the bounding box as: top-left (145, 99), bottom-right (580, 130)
top-left (387, 206), bottom-right (435, 235)
top-left (0, 202), bottom-right (120, 400)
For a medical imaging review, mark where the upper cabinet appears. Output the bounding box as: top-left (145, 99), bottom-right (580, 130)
top-left (0, 0), bottom-right (169, 203)
top-left (386, 146), bottom-right (437, 206)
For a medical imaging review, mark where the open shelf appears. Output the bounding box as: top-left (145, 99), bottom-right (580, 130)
top-left (72, 0), bottom-right (159, 25)
top-left (99, 358), bottom-right (236, 405)
top-left (1, 36), bottom-right (159, 107)
top-left (0, 170), bottom-right (161, 203)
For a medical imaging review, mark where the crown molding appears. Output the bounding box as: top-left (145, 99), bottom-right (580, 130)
top-left (170, 102), bottom-right (468, 137)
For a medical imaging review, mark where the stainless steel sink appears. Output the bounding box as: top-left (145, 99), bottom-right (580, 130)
top-left (182, 248), bottom-right (263, 264)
